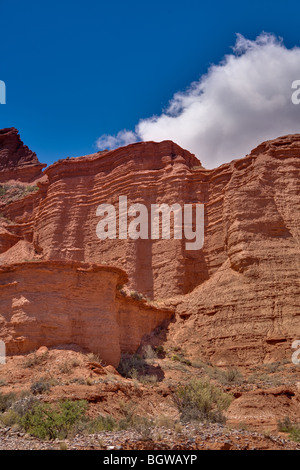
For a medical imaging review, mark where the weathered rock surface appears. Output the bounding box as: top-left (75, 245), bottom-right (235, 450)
top-left (226, 386), bottom-right (300, 431)
top-left (168, 135), bottom-right (300, 366)
top-left (0, 128), bottom-right (46, 182)
top-left (0, 261), bottom-right (173, 366)
top-left (2, 140), bottom-right (201, 299)
top-left (0, 130), bottom-right (299, 367)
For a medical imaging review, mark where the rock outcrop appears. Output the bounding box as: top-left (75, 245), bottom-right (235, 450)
top-left (0, 128), bottom-right (46, 182)
top-left (168, 135), bottom-right (300, 367)
top-left (0, 130), bottom-right (299, 367)
top-left (0, 261), bottom-right (173, 366)
top-left (1, 140), bottom-right (203, 299)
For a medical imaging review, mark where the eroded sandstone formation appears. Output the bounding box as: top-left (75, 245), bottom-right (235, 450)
top-left (0, 130), bottom-right (299, 367)
top-left (0, 128), bottom-right (46, 182)
top-left (0, 261), bottom-right (173, 366)
top-left (168, 135), bottom-right (300, 366)
top-left (1, 140), bottom-right (203, 299)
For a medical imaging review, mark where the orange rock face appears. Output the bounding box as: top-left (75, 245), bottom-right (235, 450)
top-left (0, 131), bottom-right (299, 367)
top-left (226, 386), bottom-right (300, 431)
top-left (2, 140), bottom-right (203, 299)
top-left (0, 261), bottom-right (173, 366)
top-left (169, 135), bottom-right (300, 366)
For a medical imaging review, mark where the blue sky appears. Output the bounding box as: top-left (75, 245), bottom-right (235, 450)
top-left (1, 0), bottom-right (300, 166)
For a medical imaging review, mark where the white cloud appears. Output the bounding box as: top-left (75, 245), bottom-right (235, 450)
top-left (97, 33), bottom-right (300, 168)
top-left (96, 129), bottom-right (138, 150)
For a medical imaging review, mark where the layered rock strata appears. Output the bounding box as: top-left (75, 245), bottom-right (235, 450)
top-left (0, 128), bottom-right (46, 182)
top-left (0, 132), bottom-right (299, 366)
top-left (0, 261), bottom-right (173, 366)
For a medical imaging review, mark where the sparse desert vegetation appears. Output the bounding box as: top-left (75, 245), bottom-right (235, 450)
top-left (0, 183), bottom-right (39, 205)
top-left (0, 346), bottom-right (299, 449)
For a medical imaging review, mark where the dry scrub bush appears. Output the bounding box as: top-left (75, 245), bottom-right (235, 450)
top-left (174, 379), bottom-right (232, 424)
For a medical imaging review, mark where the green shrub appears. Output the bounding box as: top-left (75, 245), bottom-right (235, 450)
top-left (170, 352), bottom-right (192, 366)
top-left (0, 409), bottom-right (20, 427)
top-left (116, 405), bottom-right (154, 439)
top-left (288, 427), bottom-right (300, 442)
top-left (118, 354), bottom-right (146, 378)
top-left (0, 186), bottom-right (7, 196)
top-left (174, 379), bottom-right (232, 424)
top-left (0, 392), bottom-right (17, 412)
top-left (24, 185), bottom-right (39, 194)
top-left (83, 415), bottom-right (116, 433)
top-left (139, 375), bottom-right (158, 385)
top-left (133, 416), bottom-right (155, 441)
top-left (118, 353), bottom-right (158, 383)
top-left (155, 346), bottom-right (165, 357)
top-left (278, 416), bottom-right (300, 442)
top-left (142, 345), bottom-right (158, 361)
top-left (0, 184), bottom-right (39, 204)
top-left (171, 354), bottom-right (180, 362)
top-left (117, 400), bottom-right (138, 430)
top-left (21, 400), bottom-right (88, 440)
top-left (200, 364), bottom-right (243, 385)
top-left (12, 395), bottom-right (38, 416)
top-left (30, 379), bottom-right (51, 395)
top-left (223, 367), bottom-right (244, 384)
top-left (86, 352), bottom-right (104, 364)
top-left (265, 362), bottom-right (282, 373)
top-left (58, 361), bottom-right (73, 374)
top-left (130, 291), bottom-right (144, 301)
top-left (22, 351), bottom-right (49, 368)
top-left (278, 416), bottom-right (293, 432)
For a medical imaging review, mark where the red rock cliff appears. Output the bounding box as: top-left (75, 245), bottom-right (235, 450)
top-left (0, 128), bottom-right (46, 183)
top-left (168, 135), bottom-right (300, 366)
top-left (2, 140), bottom-right (203, 298)
top-left (0, 132), bottom-right (299, 367)
top-left (0, 261), bottom-right (173, 366)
